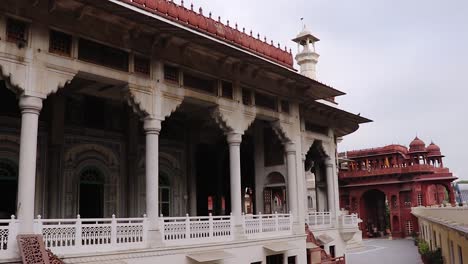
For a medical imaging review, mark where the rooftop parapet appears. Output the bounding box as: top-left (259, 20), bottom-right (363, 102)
top-left (121, 0), bottom-right (294, 68)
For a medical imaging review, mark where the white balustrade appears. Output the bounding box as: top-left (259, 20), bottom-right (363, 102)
top-left (34, 215), bottom-right (148, 254)
top-left (307, 211), bottom-right (334, 229)
top-left (0, 216), bottom-right (19, 259)
top-left (242, 212), bottom-right (293, 238)
top-left (160, 214), bottom-right (233, 245)
top-left (340, 214), bottom-right (361, 228)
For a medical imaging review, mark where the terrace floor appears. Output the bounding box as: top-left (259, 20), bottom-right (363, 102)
top-left (347, 238), bottom-right (422, 264)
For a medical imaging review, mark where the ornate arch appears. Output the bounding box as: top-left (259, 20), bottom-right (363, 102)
top-left (136, 147), bottom-right (185, 216)
top-left (265, 172), bottom-right (286, 187)
top-left (63, 143), bottom-right (119, 218)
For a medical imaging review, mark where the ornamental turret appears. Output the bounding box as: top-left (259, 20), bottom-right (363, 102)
top-left (292, 25), bottom-right (320, 80)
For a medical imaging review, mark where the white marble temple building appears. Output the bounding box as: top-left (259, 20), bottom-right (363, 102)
top-left (0, 0), bottom-right (369, 263)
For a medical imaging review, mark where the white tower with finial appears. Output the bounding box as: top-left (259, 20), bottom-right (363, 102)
top-left (292, 25), bottom-right (320, 80)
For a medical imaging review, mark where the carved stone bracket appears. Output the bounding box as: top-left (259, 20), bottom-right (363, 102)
top-left (126, 85), bottom-right (184, 121)
top-left (271, 120), bottom-right (295, 144)
top-left (211, 106), bottom-right (256, 135)
top-left (301, 136), bottom-right (315, 160)
top-left (0, 57), bottom-right (77, 97)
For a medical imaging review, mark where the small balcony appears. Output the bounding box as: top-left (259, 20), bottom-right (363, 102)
top-left (0, 213), bottom-right (294, 259)
top-left (306, 211), bottom-right (360, 230)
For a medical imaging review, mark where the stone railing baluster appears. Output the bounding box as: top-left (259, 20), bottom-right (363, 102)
top-left (75, 215), bottom-right (82, 247)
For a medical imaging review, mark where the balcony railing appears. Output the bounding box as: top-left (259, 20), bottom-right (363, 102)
top-left (0, 217), bottom-right (18, 259)
top-left (34, 215), bottom-right (148, 254)
top-left (159, 214), bottom-right (233, 245)
top-left (306, 211), bottom-right (361, 230)
top-left (307, 212), bottom-right (334, 229)
top-left (340, 213), bottom-right (360, 228)
top-left (242, 213), bottom-right (293, 238)
top-left (0, 213), bottom-right (295, 258)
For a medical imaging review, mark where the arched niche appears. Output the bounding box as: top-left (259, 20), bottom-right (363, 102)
top-left (263, 172), bottom-right (287, 214)
top-left (63, 143), bottom-right (119, 218)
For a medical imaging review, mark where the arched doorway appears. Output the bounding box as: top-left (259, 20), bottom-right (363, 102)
top-left (79, 167), bottom-right (104, 218)
top-left (361, 189), bottom-right (388, 238)
top-left (304, 140), bottom-right (329, 211)
top-left (0, 159), bottom-right (18, 219)
top-left (264, 172), bottom-right (287, 214)
top-left (159, 172), bottom-right (171, 217)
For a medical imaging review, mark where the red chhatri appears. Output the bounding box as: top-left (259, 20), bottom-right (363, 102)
top-left (120, 0), bottom-right (294, 68)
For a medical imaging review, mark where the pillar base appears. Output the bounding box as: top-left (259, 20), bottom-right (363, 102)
top-left (293, 222), bottom-right (305, 235)
top-left (147, 230), bottom-right (164, 248)
top-left (232, 225), bottom-right (247, 241)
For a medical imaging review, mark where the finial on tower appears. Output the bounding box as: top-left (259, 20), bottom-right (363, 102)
top-left (292, 22), bottom-right (320, 80)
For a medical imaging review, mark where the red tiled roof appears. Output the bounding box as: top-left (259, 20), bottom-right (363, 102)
top-left (120, 0), bottom-right (294, 68)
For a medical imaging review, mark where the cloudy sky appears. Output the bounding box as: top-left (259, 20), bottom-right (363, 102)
top-left (193, 0), bottom-right (468, 180)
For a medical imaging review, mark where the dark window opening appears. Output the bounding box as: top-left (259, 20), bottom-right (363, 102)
top-left (134, 56), bottom-right (150, 75)
top-left (329, 245), bottom-right (336, 258)
top-left (183, 72), bottom-right (216, 94)
top-left (266, 254), bottom-right (283, 264)
top-left (281, 100), bottom-right (290, 114)
top-left (164, 65), bottom-right (179, 82)
top-left (305, 122), bottom-right (328, 134)
top-left (288, 256), bottom-right (297, 264)
top-left (242, 88), bottom-right (253, 105)
top-left (6, 18), bottom-right (28, 45)
top-left (221, 81), bottom-right (233, 99)
top-left (78, 38), bottom-right (129, 71)
top-left (79, 167), bottom-right (104, 218)
top-left (264, 127), bottom-right (284, 166)
top-left (255, 92), bottom-right (277, 111)
top-left (49, 30), bottom-right (72, 56)
top-left (84, 96), bottom-right (106, 129)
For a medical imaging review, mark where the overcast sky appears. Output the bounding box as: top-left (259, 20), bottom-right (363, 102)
top-left (194, 0), bottom-right (468, 180)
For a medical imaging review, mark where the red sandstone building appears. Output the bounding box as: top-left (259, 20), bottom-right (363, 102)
top-left (338, 137), bottom-right (457, 238)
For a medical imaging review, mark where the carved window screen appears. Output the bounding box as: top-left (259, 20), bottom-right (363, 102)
top-left (255, 92), bottom-right (277, 111)
top-left (221, 81), bottom-right (233, 99)
top-left (164, 65), bottom-right (179, 82)
top-left (134, 56), bottom-right (150, 75)
top-left (49, 30), bottom-right (72, 56)
top-left (6, 18), bottom-right (28, 44)
top-left (78, 38), bottom-right (129, 72)
top-left (281, 100), bottom-right (290, 114)
top-left (183, 72), bottom-right (216, 95)
top-left (242, 88), bottom-right (252, 105)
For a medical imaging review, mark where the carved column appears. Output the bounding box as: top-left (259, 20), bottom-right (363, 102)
top-left (285, 142), bottom-right (298, 220)
top-left (227, 133), bottom-right (242, 225)
top-left (325, 158), bottom-right (335, 215)
top-left (17, 95), bottom-right (43, 234)
top-left (144, 118), bottom-right (161, 230)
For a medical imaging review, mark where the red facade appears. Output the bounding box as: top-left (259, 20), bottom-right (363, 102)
top-left (338, 137), bottom-right (457, 238)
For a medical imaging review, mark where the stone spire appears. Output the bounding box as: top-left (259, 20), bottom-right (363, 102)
top-left (292, 25), bottom-right (320, 80)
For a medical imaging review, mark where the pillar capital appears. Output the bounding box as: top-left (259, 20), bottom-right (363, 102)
top-left (325, 158), bottom-right (334, 167)
top-left (227, 132), bottom-right (242, 146)
top-left (143, 118), bottom-right (161, 134)
top-left (284, 141), bottom-right (296, 154)
top-left (19, 95), bottom-right (42, 114)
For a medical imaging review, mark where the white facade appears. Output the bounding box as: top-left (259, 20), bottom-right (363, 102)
top-left (0, 1), bottom-right (368, 263)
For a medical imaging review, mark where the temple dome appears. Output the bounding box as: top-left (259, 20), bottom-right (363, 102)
top-left (409, 137), bottom-right (426, 153)
top-left (427, 142), bottom-right (443, 157)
